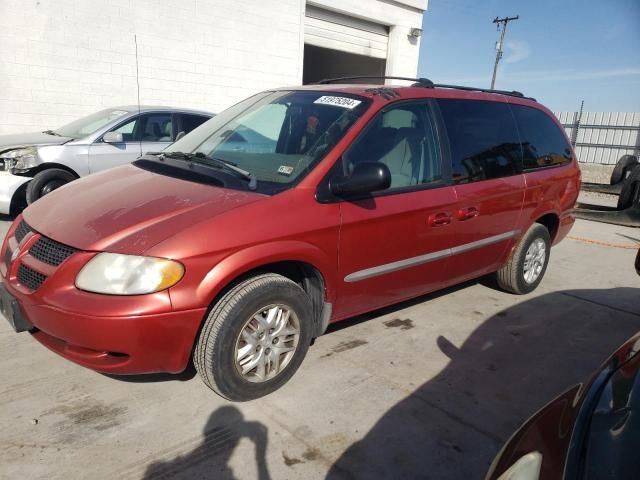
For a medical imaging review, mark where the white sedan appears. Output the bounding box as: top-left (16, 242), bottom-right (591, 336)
top-left (0, 106), bottom-right (213, 215)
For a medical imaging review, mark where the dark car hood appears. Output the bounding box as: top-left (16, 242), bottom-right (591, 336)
top-left (22, 164), bottom-right (265, 254)
top-left (0, 131), bottom-right (72, 151)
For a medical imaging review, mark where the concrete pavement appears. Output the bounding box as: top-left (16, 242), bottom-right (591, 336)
top-left (1, 215), bottom-right (639, 479)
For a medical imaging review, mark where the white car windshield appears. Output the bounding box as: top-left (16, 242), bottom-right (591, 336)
top-left (54, 109), bottom-right (130, 139)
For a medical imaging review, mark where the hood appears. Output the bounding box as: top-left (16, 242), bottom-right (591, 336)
top-left (0, 131), bottom-right (72, 151)
top-left (22, 164), bottom-right (265, 253)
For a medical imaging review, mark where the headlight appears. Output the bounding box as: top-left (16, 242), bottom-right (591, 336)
top-left (497, 451), bottom-right (542, 480)
top-left (0, 147), bottom-right (39, 172)
top-left (75, 253), bottom-right (184, 295)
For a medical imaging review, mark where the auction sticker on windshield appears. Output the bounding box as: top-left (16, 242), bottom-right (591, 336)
top-left (313, 96), bottom-right (362, 109)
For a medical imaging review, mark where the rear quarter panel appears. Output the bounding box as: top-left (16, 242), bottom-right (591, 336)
top-left (507, 98), bottom-right (580, 245)
top-left (520, 164), bottom-right (580, 245)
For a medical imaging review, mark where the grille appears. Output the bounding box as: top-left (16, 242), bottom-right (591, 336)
top-left (15, 221), bottom-right (31, 244)
top-left (4, 247), bottom-right (12, 267)
top-left (17, 264), bottom-right (47, 290)
top-left (29, 237), bottom-right (77, 266)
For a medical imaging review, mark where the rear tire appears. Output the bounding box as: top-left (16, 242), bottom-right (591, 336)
top-left (26, 168), bottom-right (76, 204)
top-left (496, 223), bottom-right (551, 295)
top-left (194, 273), bottom-right (313, 401)
top-left (617, 165), bottom-right (640, 209)
top-left (610, 155), bottom-right (638, 185)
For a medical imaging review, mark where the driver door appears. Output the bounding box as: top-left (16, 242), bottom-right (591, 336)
top-left (331, 101), bottom-right (458, 319)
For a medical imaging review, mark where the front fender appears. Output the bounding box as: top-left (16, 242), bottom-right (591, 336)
top-left (0, 173), bottom-right (30, 215)
top-left (170, 240), bottom-right (338, 311)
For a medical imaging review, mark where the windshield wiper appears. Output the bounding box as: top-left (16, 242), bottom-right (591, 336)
top-left (160, 151), bottom-right (257, 191)
top-left (42, 129), bottom-right (63, 137)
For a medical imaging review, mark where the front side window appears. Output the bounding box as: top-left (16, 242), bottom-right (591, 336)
top-left (165, 91), bottom-right (370, 194)
top-left (342, 101), bottom-right (442, 190)
top-left (111, 117), bottom-right (137, 141)
top-left (510, 105), bottom-right (572, 170)
top-left (437, 99), bottom-right (522, 184)
top-left (108, 113), bottom-right (173, 143)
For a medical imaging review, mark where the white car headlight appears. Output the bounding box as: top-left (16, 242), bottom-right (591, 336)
top-left (0, 147), bottom-right (39, 172)
top-left (75, 252), bottom-right (184, 295)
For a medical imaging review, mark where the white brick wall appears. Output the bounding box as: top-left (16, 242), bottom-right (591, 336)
top-left (0, 0), bottom-right (305, 134)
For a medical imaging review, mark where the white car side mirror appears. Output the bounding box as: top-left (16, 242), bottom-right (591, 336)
top-left (103, 132), bottom-right (124, 143)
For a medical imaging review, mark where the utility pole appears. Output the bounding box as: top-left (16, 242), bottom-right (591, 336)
top-left (490, 15), bottom-right (519, 89)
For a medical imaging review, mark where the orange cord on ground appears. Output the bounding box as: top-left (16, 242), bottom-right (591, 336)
top-left (567, 235), bottom-right (639, 250)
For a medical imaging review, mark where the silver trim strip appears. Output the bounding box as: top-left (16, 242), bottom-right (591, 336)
top-left (344, 229), bottom-right (521, 283)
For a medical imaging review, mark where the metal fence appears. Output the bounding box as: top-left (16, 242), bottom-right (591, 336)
top-left (553, 111), bottom-right (640, 165)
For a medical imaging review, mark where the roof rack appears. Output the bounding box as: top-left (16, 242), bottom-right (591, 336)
top-left (316, 76), bottom-right (434, 88)
top-left (314, 76), bottom-right (536, 101)
top-left (432, 83), bottom-right (536, 101)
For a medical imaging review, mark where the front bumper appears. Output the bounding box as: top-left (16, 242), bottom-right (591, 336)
top-left (1, 217), bottom-right (206, 374)
top-left (0, 172), bottom-right (30, 215)
top-left (2, 276), bottom-right (206, 374)
top-left (25, 302), bottom-right (206, 374)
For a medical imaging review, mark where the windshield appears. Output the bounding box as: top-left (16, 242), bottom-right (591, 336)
top-left (55, 109), bottom-right (131, 139)
top-left (165, 90), bottom-right (370, 194)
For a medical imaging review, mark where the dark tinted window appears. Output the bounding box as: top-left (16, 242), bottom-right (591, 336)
top-left (139, 113), bottom-right (173, 142)
top-left (437, 99), bottom-right (521, 184)
top-left (510, 105), bottom-right (572, 170)
top-left (343, 102), bottom-right (442, 190)
top-left (180, 114), bottom-right (210, 135)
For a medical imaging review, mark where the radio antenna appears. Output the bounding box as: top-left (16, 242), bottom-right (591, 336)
top-left (134, 34), bottom-right (141, 116)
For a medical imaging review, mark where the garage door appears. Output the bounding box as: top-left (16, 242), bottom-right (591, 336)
top-left (304, 6), bottom-right (389, 59)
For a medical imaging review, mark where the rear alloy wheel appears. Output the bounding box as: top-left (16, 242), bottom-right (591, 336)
top-left (194, 273), bottom-right (313, 401)
top-left (26, 168), bottom-right (76, 204)
top-left (496, 223), bottom-right (551, 295)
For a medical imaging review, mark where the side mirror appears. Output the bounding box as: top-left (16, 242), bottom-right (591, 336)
top-left (103, 131), bottom-right (124, 143)
top-left (175, 131), bottom-right (186, 141)
top-left (329, 162), bottom-right (391, 197)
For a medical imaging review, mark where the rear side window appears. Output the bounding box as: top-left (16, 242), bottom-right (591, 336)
top-left (437, 99), bottom-right (522, 184)
top-left (510, 105), bottom-right (572, 170)
top-left (140, 113), bottom-right (173, 142)
top-left (180, 114), bottom-right (210, 135)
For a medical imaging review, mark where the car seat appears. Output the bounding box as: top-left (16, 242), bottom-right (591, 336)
top-left (378, 127), bottom-right (424, 187)
top-left (158, 121), bottom-right (173, 142)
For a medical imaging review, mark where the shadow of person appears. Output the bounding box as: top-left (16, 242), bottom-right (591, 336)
top-left (143, 406), bottom-right (271, 480)
top-left (326, 287), bottom-right (640, 480)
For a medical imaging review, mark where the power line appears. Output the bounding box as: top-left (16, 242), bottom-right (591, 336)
top-left (490, 15), bottom-right (519, 89)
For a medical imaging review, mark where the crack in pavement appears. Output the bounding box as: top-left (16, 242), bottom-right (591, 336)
top-left (560, 291), bottom-right (640, 318)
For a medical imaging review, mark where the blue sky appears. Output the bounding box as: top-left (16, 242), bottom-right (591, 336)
top-left (418, 0), bottom-right (640, 112)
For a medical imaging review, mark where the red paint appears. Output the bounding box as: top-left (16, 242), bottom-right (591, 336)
top-left (0, 85), bottom-right (580, 374)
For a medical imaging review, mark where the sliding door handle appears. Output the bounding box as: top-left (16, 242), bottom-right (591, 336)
top-left (428, 212), bottom-right (452, 227)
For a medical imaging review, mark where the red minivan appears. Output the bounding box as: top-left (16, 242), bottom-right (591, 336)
top-left (0, 79), bottom-right (580, 400)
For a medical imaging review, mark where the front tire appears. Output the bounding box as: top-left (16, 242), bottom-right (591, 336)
top-left (194, 273), bottom-right (313, 401)
top-left (26, 168), bottom-right (76, 204)
top-left (496, 223), bottom-right (551, 295)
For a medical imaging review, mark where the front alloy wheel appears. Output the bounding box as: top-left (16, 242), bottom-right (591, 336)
top-left (234, 304), bottom-right (300, 382)
top-left (194, 273), bottom-right (313, 401)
